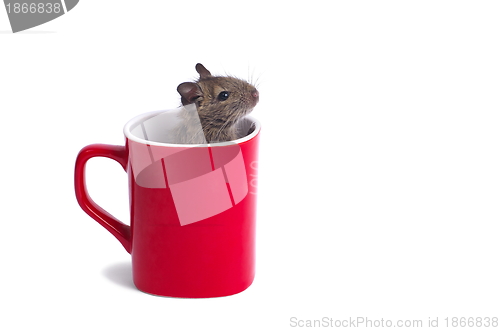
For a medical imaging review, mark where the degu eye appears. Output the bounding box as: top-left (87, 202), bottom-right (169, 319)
top-left (217, 91), bottom-right (230, 101)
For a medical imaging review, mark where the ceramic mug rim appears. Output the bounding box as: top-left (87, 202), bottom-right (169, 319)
top-left (124, 108), bottom-right (261, 148)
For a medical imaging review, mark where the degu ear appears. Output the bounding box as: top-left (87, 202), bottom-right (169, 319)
top-left (177, 82), bottom-right (203, 105)
top-left (195, 63), bottom-right (212, 79)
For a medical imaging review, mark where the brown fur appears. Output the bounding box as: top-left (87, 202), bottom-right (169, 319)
top-left (175, 64), bottom-right (259, 144)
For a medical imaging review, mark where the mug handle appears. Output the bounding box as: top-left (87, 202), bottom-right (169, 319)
top-left (74, 144), bottom-right (131, 253)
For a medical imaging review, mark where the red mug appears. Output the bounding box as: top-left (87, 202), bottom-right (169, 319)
top-left (74, 108), bottom-right (260, 298)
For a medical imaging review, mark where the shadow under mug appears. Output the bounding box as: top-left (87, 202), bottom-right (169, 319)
top-left (74, 108), bottom-right (260, 298)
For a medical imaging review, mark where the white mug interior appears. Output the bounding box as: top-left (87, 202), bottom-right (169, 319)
top-left (124, 106), bottom-right (260, 147)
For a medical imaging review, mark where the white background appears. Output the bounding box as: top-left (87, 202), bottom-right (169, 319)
top-left (1, 1), bottom-right (499, 330)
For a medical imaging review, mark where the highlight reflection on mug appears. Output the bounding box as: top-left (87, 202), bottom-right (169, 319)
top-left (3, 0), bottom-right (79, 33)
top-left (130, 141), bottom-right (249, 226)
